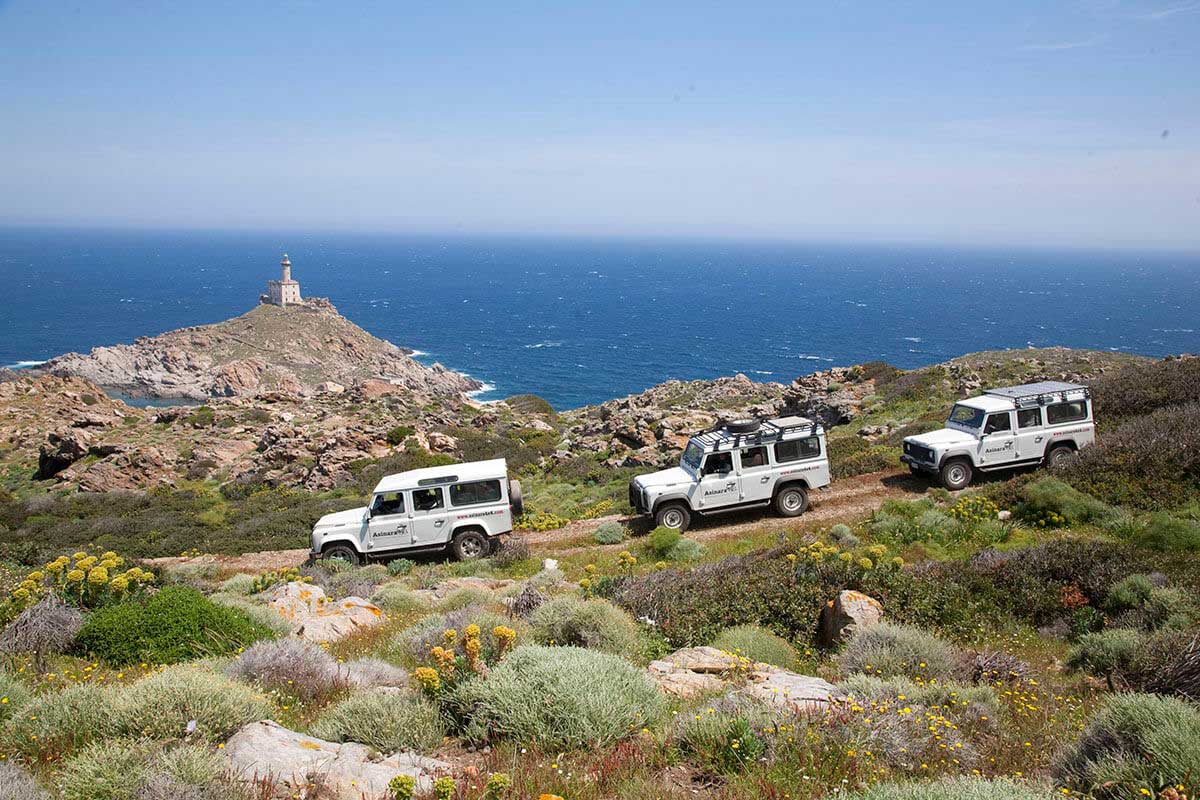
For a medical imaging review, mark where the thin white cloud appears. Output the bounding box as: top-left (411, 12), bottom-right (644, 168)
top-left (1019, 33), bottom-right (1109, 51)
top-left (1133, 2), bottom-right (1200, 20)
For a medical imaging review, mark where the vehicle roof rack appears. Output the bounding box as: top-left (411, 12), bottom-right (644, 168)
top-left (984, 381), bottom-right (1090, 407)
top-left (692, 416), bottom-right (821, 452)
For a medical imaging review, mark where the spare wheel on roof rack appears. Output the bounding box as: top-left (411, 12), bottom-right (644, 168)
top-left (722, 418), bottom-right (762, 434)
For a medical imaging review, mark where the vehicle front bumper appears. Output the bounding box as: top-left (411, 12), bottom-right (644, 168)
top-left (628, 481), bottom-right (648, 514)
top-left (900, 454), bottom-right (938, 474)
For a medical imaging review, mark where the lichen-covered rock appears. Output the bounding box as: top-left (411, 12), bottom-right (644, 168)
top-left (265, 581), bottom-right (385, 642)
top-left (648, 646), bottom-right (841, 711)
top-left (223, 719), bottom-right (447, 799)
top-left (817, 589), bottom-right (884, 647)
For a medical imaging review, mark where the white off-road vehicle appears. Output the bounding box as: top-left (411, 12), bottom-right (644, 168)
top-left (629, 416), bottom-right (831, 532)
top-left (901, 381), bottom-right (1095, 490)
top-left (310, 459), bottom-right (523, 563)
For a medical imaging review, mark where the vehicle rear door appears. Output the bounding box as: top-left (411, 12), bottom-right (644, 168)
top-left (977, 411), bottom-right (1017, 467)
top-left (1015, 407), bottom-right (1045, 461)
top-left (366, 491), bottom-right (412, 552)
top-left (691, 451), bottom-right (739, 510)
top-left (409, 487), bottom-right (450, 547)
top-left (737, 446), bottom-right (773, 503)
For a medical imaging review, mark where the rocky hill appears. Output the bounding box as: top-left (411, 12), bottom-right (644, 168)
top-left (40, 299), bottom-right (480, 400)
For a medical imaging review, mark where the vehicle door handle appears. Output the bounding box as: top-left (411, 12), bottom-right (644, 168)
top-left (1035, 436), bottom-right (1043, 443)
top-left (434, 520), bottom-right (445, 527)
top-left (760, 477), bottom-right (770, 483)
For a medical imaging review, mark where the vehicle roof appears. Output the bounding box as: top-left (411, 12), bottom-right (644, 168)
top-left (690, 415), bottom-right (823, 453)
top-left (956, 395), bottom-right (1015, 413)
top-left (372, 458), bottom-right (507, 494)
top-left (959, 382), bottom-right (1090, 412)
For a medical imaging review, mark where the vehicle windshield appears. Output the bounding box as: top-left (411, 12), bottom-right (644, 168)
top-left (947, 404), bottom-right (985, 429)
top-left (681, 441), bottom-right (704, 471)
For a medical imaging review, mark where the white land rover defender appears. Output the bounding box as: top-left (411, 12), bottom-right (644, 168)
top-left (901, 382), bottom-right (1095, 490)
top-left (629, 416), bottom-right (831, 532)
top-left (309, 459), bottom-right (523, 564)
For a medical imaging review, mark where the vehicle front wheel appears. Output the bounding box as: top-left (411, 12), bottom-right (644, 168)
top-left (1046, 445), bottom-right (1075, 469)
top-left (322, 542), bottom-right (361, 566)
top-left (452, 529), bottom-right (489, 561)
top-left (774, 485), bottom-right (810, 517)
top-left (939, 459), bottom-right (973, 491)
top-left (654, 503), bottom-right (691, 532)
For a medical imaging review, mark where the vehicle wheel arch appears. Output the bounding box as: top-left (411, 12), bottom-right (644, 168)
top-left (1044, 439), bottom-right (1078, 456)
top-left (772, 477), bottom-right (811, 495)
top-left (650, 494), bottom-right (693, 516)
top-left (320, 539), bottom-right (363, 565)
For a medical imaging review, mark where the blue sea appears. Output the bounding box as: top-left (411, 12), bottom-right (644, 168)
top-left (1, 227), bottom-right (1197, 409)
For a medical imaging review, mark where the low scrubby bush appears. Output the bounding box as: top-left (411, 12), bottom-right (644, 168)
top-left (0, 670), bottom-right (32, 724)
top-left (529, 595), bottom-right (645, 660)
top-left (1016, 477), bottom-right (1113, 527)
top-left (0, 594), bottom-right (83, 671)
top-left (57, 739), bottom-right (149, 800)
top-left (846, 777), bottom-right (1053, 800)
top-left (839, 673), bottom-right (998, 714)
top-left (311, 689), bottom-right (445, 751)
top-left (218, 573), bottom-right (258, 595)
top-left (648, 526), bottom-right (682, 558)
top-left (371, 582), bottom-right (428, 614)
top-left (386, 557), bottom-right (415, 576)
top-left (666, 538), bottom-right (706, 562)
top-left (1134, 513), bottom-right (1200, 552)
top-left (116, 665), bottom-right (271, 742)
top-left (838, 623), bottom-right (962, 681)
top-left (1066, 629), bottom-right (1145, 689)
top-left (457, 645), bottom-right (665, 749)
top-left (226, 638), bottom-right (348, 701)
top-left (1105, 574), bottom-right (1155, 613)
top-left (326, 564), bottom-right (389, 600)
top-left (438, 587), bottom-right (496, 611)
top-left (593, 521), bottom-right (627, 545)
top-left (390, 608), bottom-right (519, 664)
top-left (135, 745), bottom-right (227, 800)
top-left (830, 523), bottom-right (860, 548)
top-left (75, 586), bottom-right (274, 666)
top-left (0, 682), bottom-right (115, 759)
top-left (710, 624), bottom-right (799, 669)
top-left (491, 536), bottom-right (531, 568)
top-left (672, 693), bottom-right (790, 774)
top-left (1054, 692), bottom-right (1200, 797)
top-left (343, 657), bottom-right (409, 689)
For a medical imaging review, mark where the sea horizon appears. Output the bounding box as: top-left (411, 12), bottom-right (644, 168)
top-left (3, 225), bottom-right (1198, 409)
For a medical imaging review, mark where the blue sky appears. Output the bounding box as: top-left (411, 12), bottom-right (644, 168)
top-left (1, 1), bottom-right (1197, 249)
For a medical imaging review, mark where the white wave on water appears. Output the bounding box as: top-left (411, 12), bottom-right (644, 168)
top-left (904, 336), bottom-right (923, 343)
top-left (524, 341), bottom-right (564, 349)
top-left (5, 360), bottom-right (45, 369)
top-left (787, 354), bottom-right (833, 361)
top-left (1155, 328), bottom-right (1195, 334)
top-left (407, 349), bottom-right (428, 358)
top-left (750, 370), bottom-right (774, 375)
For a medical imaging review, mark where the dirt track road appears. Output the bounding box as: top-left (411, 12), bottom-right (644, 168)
top-left (147, 469), bottom-right (931, 573)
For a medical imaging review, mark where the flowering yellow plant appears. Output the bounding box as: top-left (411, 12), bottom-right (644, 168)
top-left (1, 549), bottom-right (153, 622)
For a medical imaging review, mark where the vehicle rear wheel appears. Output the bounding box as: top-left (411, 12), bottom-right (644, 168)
top-left (322, 543), bottom-right (361, 566)
top-left (939, 459), bottom-right (973, 491)
top-left (655, 503), bottom-right (691, 532)
top-left (452, 529), bottom-right (489, 561)
top-left (774, 485), bottom-right (810, 517)
top-left (1046, 445), bottom-right (1075, 469)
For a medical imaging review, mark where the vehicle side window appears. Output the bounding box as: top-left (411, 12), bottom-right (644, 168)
top-left (1046, 401), bottom-right (1088, 425)
top-left (774, 436), bottom-right (821, 463)
top-left (984, 413), bottom-right (1012, 434)
top-left (450, 479), bottom-right (502, 506)
top-left (703, 452), bottom-right (733, 475)
top-left (412, 487), bottom-right (445, 512)
top-left (740, 447), bottom-right (768, 469)
top-left (371, 491), bottom-right (405, 516)
top-left (1017, 408), bottom-right (1042, 429)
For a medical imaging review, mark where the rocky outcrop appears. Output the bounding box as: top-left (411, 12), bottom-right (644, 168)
top-left (42, 301), bottom-right (480, 401)
top-left (223, 719), bottom-right (448, 799)
top-left (265, 581), bottom-right (385, 642)
top-left (816, 590), bottom-right (884, 648)
top-left (779, 366), bottom-right (874, 428)
top-left (648, 646), bottom-right (841, 713)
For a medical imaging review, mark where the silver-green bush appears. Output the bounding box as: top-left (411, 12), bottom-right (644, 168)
top-left (839, 673), bottom-right (998, 714)
top-left (0, 670), bottom-right (32, 725)
top-left (57, 740), bottom-right (149, 800)
top-left (847, 777), bottom-right (1054, 800)
top-left (838, 623), bottom-right (962, 681)
top-left (226, 638), bottom-right (347, 701)
top-left (311, 689), bottom-right (445, 752)
top-left (218, 573), bottom-right (258, 596)
top-left (371, 582), bottom-right (429, 614)
top-left (207, 593), bottom-right (293, 636)
top-left (116, 666), bottom-right (271, 742)
top-left (710, 624), bottom-right (799, 669)
top-left (528, 595), bottom-right (645, 660)
top-left (458, 645), bottom-right (665, 749)
top-left (0, 682), bottom-right (116, 758)
top-left (593, 521), bottom-right (628, 545)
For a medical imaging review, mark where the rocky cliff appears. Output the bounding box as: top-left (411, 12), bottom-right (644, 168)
top-left (41, 299), bottom-right (480, 400)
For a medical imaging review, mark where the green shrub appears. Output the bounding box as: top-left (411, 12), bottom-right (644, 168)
top-left (1134, 513), bottom-right (1200, 552)
top-left (1017, 477), bottom-right (1113, 527)
top-left (672, 694), bottom-right (784, 774)
top-left (666, 538), bottom-right (706, 562)
top-left (830, 524), bottom-right (860, 548)
top-left (75, 586), bottom-right (274, 666)
top-left (116, 665), bottom-right (271, 742)
top-left (0, 682), bottom-right (116, 759)
top-left (218, 573), bottom-right (258, 595)
top-left (846, 777), bottom-right (1053, 800)
top-left (57, 739), bottom-right (149, 800)
top-left (311, 689), bottom-right (445, 751)
top-left (386, 558), bottom-right (415, 576)
top-left (438, 587), bottom-right (496, 612)
top-left (710, 624), bottom-right (800, 669)
top-left (529, 595), bottom-right (645, 660)
top-left (1105, 574), bottom-right (1155, 613)
top-left (593, 521), bottom-right (627, 545)
top-left (838, 623), bottom-right (962, 681)
top-left (457, 645), bottom-right (665, 749)
top-left (648, 526), bottom-right (682, 558)
top-left (830, 436), bottom-right (897, 478)
top-left (1054, 692), bottom-right (1200, 797)
top-left (1066, 629), bottom-right (1145, 689)
top-left (386, 425), bottom-right (415, 446)
top-left (0, 670), bottom-right (32, 724)
top-left (371, 582), bottom-right (428, 614)
top-left (839, 673), bottom-right (998, 714)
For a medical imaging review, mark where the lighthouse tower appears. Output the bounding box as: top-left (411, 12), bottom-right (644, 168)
top-left (265, 253), bottom-right (302, 306)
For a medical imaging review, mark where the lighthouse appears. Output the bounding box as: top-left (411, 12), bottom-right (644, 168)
top-left (265, 253), bottom-right (302, 306)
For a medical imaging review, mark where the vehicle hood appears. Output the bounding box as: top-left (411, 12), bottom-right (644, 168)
top-left (315, 507), bottom-right (368, 529)
top-left (905, 428), bottom-right (977, 448)
top-left (634, 466), bottom-right (695, 489)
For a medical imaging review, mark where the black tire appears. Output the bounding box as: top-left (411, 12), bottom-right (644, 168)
top-left (774, 485), bottom-right (810, 517)
top-left (654, 502), bottom-right (691, 532)
top-left (508, 479), bottom-right (525, 517)
top-left (452, 529), bottom-right (489, 561)
top-left (939, 458), bottom-right (973, 491)
top-left (723, 418), bottom-right (761, 434)
top-left (1046, 445), bottom-right (1075, 469)
top-left (322, 542), bottom-right (361, 566)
